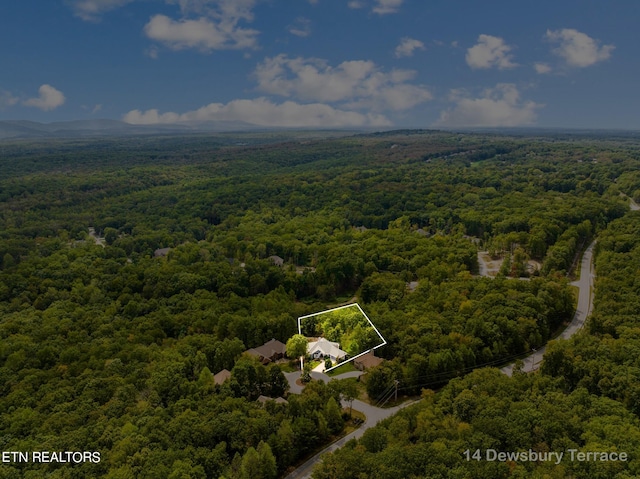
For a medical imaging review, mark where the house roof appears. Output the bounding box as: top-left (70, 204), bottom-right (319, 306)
top-left (154, 247), bottom-right (171, 257)
top-left (257, 395), bottom-right (288, 404)
top-left (354, 351), bottom-right (384, 369)
top-left (246, 339), bottom-right (287, 360)
top-left (213, 369), bottom-right (231, 385)
top-left (269, 255), bottom-right (284, 266)
top-left (307, 337), bottom-right (347, 359)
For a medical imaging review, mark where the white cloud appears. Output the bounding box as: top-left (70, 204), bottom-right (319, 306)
top-left (0, 90), bottom-right (19, 110)
top-left (373, 0), bottom-right (403, 14)
top-left (346, 0), bottom-right (402, 14)
top-left (435, 83), bottom-right (542, 127)
top-left (254, 54), bottom-right (431, 111)
top-left (24, 85), bottom-right (66, 111)
top-left (68, 0), bottom-right (133, 21)
top-left (395, 37), bottom-right (425, 58)
top-left (545, 28), bottom-right (614, 68)
top-left (144, 14), bottom-right (258, 51)
top-left (288, 17), bottom-right (311, 38)
top-left (145, 46), bottom-right (160, 59)
top-left (534, 62), bottom-right (552, 74)
top-left (123, 98), bottom-right (391, 127)
top-left (466, 34), bottom-right (517, 70)
top-left (348, 0), bottom-right (365, 8)
top-left (169, 0), bottom-right (255, 20)
top-left (145, 0), bottom-right (259, 52)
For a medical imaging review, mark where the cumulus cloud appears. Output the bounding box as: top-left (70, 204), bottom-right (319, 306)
top-left (395, 37), bottom-right (425, 58)
top-left (534, 62), bottom-right (552, 74)
top-left (145, 0), bottom-right (259, 51)
top-left (435, 83), bottom-right (542, 127)
top-left (254, 54), bottom-right (431, 111)
top-left (68, 0), bottom-right (133, 21)
top-left (0, 90), bottom-right (19, 110)
top-left (288, 17), bottom-right (311, 38)
top-left (545, 28), bottom-right (614, 68)
top-left (145, 14), bottom-right (258, 51)
top-left (466, 34), bottom-right (517, 70)
top-left (346, 0), bottom-right (402, 14)
top-left (373, 0), bottom-right (403, 14)
top-left (123, 98), bottom-right (391, 127)
top-left (24, 85), bottom-right (66, 111)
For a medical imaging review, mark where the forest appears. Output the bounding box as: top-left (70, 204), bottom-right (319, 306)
top-left (0, 129), bottom-right (639, 477)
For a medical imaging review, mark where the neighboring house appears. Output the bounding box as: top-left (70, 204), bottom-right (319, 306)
top-left (257, 395), bottom-right (288, 405)
top-left (407, 281), bottom-right (419, 292)
top-left (245, 339), bottom-right (287, 364)
top-left (416, 229), bottom-right (429, 237)
top-left (269, 255), bottom-right (284, 267)
top-left (213, 369), bottom-right (231, 385)
top-left (354, 351), bottom-right (384, 371)
top-left (307, 338), bottom-right (347, 362)
top-left (154, 247), bottom-right (171, 257)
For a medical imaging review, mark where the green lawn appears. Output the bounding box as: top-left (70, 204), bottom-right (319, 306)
top-left (326, 361), bottom-right (358, 376)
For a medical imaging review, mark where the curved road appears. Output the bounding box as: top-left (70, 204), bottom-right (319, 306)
top-left (500, 239), bottom-right (596, 376)
top-left (283, 398), bottom-right (415, 479)
top-left (284, 237), bottom-right (599, 478)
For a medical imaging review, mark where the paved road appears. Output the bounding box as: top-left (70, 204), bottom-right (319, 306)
top-left (283, 398), bottom-right (416, 479)
top-left (500, 240), bottom-right (596, 376)
top-left (282, 367), bottom-right (415, 479)
top-left (284, 236), bottom-right (601, 477)
top-left (283, 370), bottom-right (365, 394)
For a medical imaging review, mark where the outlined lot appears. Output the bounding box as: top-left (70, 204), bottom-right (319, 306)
top-left (298, 303), bottom-right (386, 372)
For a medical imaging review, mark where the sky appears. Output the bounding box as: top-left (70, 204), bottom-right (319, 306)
top-left (0, 0), bottom-right (636, 129)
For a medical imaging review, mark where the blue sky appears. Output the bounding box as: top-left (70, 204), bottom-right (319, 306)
top-left (0, 0), bottom-right (635, 129)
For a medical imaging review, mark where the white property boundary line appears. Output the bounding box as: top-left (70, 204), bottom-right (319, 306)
top-left (297, 303), bottom-right (387, 373)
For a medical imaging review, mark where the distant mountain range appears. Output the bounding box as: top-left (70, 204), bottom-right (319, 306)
top-left (0, 119), bottom-right (260, 140)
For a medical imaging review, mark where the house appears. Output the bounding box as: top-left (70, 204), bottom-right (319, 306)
top-left (213, 369), bottom-right (231, 385)
top-left (257, 395), bottom-right (288, 405)
top-left (307, 338), bottom-right (347, 362)
top-left (354, 351), bottom-right (384, 371)
top-left (245, 339), bottom-right (287, 364)
top-left (406, 281), bottom-right (419, 292)
top-left (269, 255), bottom-right (284, 267)
top-left (154, 247), bottom-right (171, 257)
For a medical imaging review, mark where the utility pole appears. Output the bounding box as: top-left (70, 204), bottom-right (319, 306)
top-left (394, 380), bottom-right (399, 402)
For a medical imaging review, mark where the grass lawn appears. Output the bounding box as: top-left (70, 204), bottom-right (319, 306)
top-left (278, 361), bottom-right (299, 373)
top-left (342, 408), bottom-right (367, 434)
top-left (308, 359), bottom-right (322, 370)
top-left (326, 361), bottom-right (358, 376)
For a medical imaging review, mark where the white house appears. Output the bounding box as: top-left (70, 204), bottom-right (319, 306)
top-left (307, 338), bottom-right (347, 362)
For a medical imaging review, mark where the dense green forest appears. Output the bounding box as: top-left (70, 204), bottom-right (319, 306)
top-left (313, 213), bottom-right (640, 479)
top-left (0, 130), bottom-right (639, 477)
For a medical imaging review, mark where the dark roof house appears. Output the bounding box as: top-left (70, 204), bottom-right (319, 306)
top-left (354, 351), bottom-right (384, 371)
top-left (245, 339), bottom-right (287, 364)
